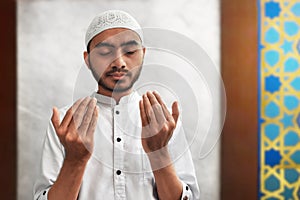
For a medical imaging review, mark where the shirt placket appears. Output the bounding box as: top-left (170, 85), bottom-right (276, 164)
top-left (113, 104), bottom-right (126, 200)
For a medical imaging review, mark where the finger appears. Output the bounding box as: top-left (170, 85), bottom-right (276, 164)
top-left (139, 100), bottom-right (149, 126)
top-left (146, 91), bottom-right (165, 124)
top-left (86, 106), bottom-right (99, 141)
top-left (51, 107), bottom-right (60, 131)
top-left (172, 101), bottom-right (180, 124)
top-left (153, 91), bottom-right (173, 122)
top-left (69, 97), bottom-right (91, 130)
top-left (153, 91), bottom-right (165, 105)
top-left (143, 94), bottom-right (156, 126)
top-left (60, 98), bottom-right (83, 128)
top-left (78, 98), bottom-right (97, 136)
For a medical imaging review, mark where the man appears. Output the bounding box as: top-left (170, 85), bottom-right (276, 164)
top-left (34, 10), bottom-right (200, 200)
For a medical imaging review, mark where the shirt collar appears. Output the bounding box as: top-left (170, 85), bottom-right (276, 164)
top-left (91, 91), bottom-right (140, 106)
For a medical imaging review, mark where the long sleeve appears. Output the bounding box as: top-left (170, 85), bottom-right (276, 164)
top-left (168, 121), bottom-right (200, 200)
top-left (33, 116), bottom-right (65, 200)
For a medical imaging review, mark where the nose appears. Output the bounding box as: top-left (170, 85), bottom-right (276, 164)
top-left (111, 51), bottom-right (126, 70)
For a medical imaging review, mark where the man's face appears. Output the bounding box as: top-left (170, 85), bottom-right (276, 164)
top-left (85, 28), bottom-right (145, 93)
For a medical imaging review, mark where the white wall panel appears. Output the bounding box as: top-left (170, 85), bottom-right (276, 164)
top-left (18, 1), bottom-right (220, 199)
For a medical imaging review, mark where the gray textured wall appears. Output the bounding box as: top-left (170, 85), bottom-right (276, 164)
top-left (17, 0), bottom-right (221, 199)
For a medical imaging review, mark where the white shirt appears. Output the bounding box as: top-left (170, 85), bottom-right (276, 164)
top-left (33, 91), bottom-right (200, 200)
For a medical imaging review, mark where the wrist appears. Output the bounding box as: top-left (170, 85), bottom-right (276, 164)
top-left (146, 147), bottom-right (172, 171)
top-left (64, 156), bottom-right (90, 167)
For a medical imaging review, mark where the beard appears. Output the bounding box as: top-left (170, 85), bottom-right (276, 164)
top-left (89, 59), bottom-right (142, 93)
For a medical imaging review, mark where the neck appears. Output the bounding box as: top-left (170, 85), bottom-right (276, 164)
top-left (97, 85), bottom-right (133, 103)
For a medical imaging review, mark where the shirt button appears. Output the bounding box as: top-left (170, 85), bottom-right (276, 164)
top-left (116, 170), bottom-right (122, 175)
top-left (117, 137), bottom-right (121, 142)
top-left (116, 110), bottom-right (120, 114)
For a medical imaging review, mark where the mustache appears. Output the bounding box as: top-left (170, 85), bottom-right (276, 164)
top-left (106, 68), bottom-right (131, 76)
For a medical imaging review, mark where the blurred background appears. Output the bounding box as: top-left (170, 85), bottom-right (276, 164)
top-left (2, 0), bottom-right (300, 200)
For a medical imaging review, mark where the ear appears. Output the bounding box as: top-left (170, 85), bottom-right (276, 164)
top-left (142, 47), bottom-right (146, 59)
top-left (83, 51), bottom-right (90, 69)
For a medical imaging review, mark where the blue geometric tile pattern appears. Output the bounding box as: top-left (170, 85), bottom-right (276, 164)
top-left (280, 113), bottom-right (294, 129)
top-left (265, 1), bottom-right (281, 19)
top-left (290, 150), bottom-right (300, 164)
top-left (281, 186), bottom-right (294, 199)
top-left (259, 0), bottom-right (300, 199)
top-left (284, 21), bottom-right (299, 37)
top-left (284, 95), bottom-right (299, 111)
top-left (284, 169), bottom-right (299, 183)
top-left (265, 174), bottom-right (280, 192)
top-left (284, 131), bottom-right (299, 146)
top-left (284, 58), bottom-right (299, 72)
top-left (265, 50), bottom-right (280, 66)
top-left (291, 77), bottom-right (300, 91)
top-left (281, 40), bottom-right (293, 54)
top-left (265, 75), bottom-right (281, 93)
top-left (291, 3), bottom-right (300, 16)
top-left (265, 28), bottom-right (280, 44)
top-left (265, 102), bottom-right (280, 118)
top-left (265, 123), bottom-right (280, 141)
top-left (265, 149), bottom-right (282, 167)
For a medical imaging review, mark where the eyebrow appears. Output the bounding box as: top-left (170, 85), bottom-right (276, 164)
top-left (94, 40), bottom-right (141, 49)
top-left (94, 42), bottom-right (115, 48)
top-left (120, 40), bottom-right (140, 47)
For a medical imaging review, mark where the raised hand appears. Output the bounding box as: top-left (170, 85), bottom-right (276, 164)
top-left (51, 97), bottom-right (99, 164)
top-left (139, 91), bottom-right (179, 154)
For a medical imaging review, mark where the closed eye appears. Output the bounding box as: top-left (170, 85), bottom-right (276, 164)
top-left (98, 51), bottom-right (112, 56)
top-left (125, 50), bottom-right (136, 55)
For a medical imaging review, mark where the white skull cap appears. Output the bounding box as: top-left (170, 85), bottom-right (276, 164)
top-left (85, 10), bottom-right (143, 47)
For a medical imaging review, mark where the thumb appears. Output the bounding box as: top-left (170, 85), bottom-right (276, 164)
top-left (51, 107), bottom-right (60, 130)
top-left (172, 101), bottom-right (179, 124)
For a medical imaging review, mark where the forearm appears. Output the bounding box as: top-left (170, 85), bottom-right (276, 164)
top-left (148, 149), bottom-right (182, 200)
top-left (48, 159), bottom-right (87, 200)
top-left (47, 98), bottom-right (97, 200)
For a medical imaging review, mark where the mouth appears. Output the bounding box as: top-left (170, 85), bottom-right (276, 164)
top-left (107, 72), bottom-right (128, 80)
